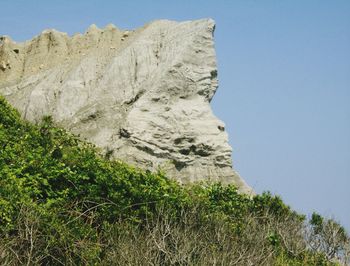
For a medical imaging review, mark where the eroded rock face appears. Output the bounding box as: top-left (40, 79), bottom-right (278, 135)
top-left (0, 19), bottom-right (252, 193)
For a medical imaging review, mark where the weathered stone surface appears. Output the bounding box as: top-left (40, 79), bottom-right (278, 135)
top-left (0, 19), bottom-right (252, 193)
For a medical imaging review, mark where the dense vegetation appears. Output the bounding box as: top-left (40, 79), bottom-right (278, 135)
top-left (0, 95), bottom-right (349, 265)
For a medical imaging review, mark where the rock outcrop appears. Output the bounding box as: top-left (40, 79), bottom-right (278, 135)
top-left (0, 19), bottom-right (252, 193)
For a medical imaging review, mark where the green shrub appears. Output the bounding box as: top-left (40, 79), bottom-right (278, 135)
top-left (0, 96), bottom-right (348, 265)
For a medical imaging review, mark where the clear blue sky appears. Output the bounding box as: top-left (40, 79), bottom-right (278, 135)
top-left (1, 0), bottom-right (349, 230)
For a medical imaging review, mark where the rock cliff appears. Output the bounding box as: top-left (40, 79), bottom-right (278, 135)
top-left (0, 19), bottom-right (252, 193)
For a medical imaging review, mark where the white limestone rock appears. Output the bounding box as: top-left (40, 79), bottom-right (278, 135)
top-left (0, 19), bottom-right (252, 194)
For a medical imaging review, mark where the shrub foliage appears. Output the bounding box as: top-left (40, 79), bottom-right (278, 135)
top-left (0, 96), bottom-right (349, 265)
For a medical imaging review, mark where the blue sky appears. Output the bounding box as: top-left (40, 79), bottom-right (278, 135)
top-left (1, 0), bottom-right (349, 229)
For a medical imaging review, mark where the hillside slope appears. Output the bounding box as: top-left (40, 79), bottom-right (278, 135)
top-left (0, 96), bottom-right (349, 265)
